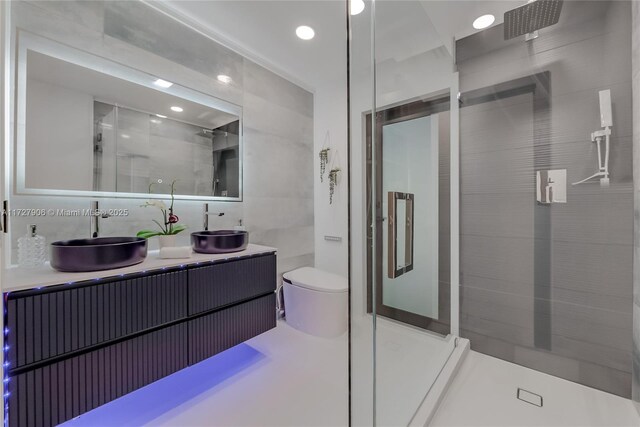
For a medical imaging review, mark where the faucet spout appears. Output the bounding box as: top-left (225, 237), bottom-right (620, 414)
top-left (203, 203), bottom-right (224, 231)
top-left (90, 201), bottom-right (111, 238)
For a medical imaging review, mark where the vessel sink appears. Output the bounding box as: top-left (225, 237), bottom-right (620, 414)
top-left (50, 237), bottom-right (148, 272)
top-left (191, 230), bottom-right (249, 254)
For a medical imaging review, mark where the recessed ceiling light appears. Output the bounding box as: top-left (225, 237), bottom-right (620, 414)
top-left (296, 25), bottom-right (315, 40)
top-left (473, 14), bottom-right (495, 30)
top-left (350, 0), bottom-right (365, 15)
top-left (120, 134), bottom-right (130, 139)
top-left (153, 78), bottom-right (173, 88)
top-left (217, 74), bottom-right (232, 84)
top-left (150, 119), bottom-right (162, 124)
top-left (156, 114), bottom-right (167, 118)
top-left (170, 106), bottom-right (183, 112)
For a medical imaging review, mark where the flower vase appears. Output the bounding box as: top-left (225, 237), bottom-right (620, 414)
top-left (158, 235), bottom-right (177, 249)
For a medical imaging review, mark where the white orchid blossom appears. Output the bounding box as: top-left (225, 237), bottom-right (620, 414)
top-left (143, 199), bottom-right (167, 210)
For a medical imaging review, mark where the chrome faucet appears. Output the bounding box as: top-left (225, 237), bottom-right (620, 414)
top-left (203, 203), bottom-right (224, 231)
top-left (90, 201), bottom-right (111, 238)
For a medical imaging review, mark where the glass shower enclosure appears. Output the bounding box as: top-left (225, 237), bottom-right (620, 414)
top-left (349, 1), bottom-right (461, 425)
top-left (351, 0), bottom-right (636, 424)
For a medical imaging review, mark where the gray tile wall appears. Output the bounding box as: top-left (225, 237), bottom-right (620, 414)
top-left (457, 1), bottom-right (634, 397)
top-left (8, 1), bottom-right (314, 279)
top-left (632, 0), bottom-right (640, 414)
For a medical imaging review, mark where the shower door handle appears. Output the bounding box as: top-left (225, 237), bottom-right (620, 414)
top-left (387, 191), bottom-right (414, 279)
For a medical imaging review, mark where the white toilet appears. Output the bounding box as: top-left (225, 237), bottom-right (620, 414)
top-left (282, 267), bottom-right (348, 338)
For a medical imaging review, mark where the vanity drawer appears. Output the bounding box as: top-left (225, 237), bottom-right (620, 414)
top-left (187, 253), bottom-right (276, 315)
top-left (6, 270), bottom-right (188, 370)
top-left (7, 322), bottom-right (188, 427)
top-left (188, 293), bottom-right (276, 365)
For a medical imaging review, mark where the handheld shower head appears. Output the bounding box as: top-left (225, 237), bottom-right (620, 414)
top-left (598, 89), bottom-right (612, 128)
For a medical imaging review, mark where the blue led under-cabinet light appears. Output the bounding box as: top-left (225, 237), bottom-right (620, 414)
top-left (3, 292), bottom-right (10, 427)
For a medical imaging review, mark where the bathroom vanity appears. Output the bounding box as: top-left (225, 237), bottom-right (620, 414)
top-left (2, 244), bottom-right (277, 427)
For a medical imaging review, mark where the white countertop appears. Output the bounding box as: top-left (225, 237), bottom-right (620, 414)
top-left (3, 243), bottom-right (277, 293)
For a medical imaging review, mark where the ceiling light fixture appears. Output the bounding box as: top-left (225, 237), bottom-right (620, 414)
top-left (296, 25), bottom-right (315, 40)
top-left (170, 106), bottom-right (183, 112)
top-left (217, 74), bottom-right (232, 84)
top-left (350, 0), bottom-right (365, 15)
top-left (156, 114), bottom-right (167, 118)
top-left (473, 14), bottom-right (495, 30)
top-left (153, 78), bottom-right (173, 88)
top-left (120, 134), bottom-right (130, 139)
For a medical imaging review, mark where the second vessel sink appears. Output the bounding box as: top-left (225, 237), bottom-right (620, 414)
top-left (191, 230), bottom-right (249, 254)
top-left (50, 237), bottom-right (148, 272)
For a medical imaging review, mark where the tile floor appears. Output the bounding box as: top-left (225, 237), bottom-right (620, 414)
top-left (60, 319), bottom-right (640, 427)
top-left (62, 320), bottom-right (348, 427)
top-left (431, 350), bottom-right (640, 427)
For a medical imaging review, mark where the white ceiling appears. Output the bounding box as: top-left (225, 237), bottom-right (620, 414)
top-left (160, 0), bottom-right (524, 92)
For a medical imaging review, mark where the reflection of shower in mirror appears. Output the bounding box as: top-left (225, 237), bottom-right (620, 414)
top-left (572, 89), bottom-right (612, 187)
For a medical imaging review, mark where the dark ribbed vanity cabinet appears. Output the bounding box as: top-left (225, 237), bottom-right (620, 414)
top-left (4, 252), bottom-right (277, 427)
top-left (189, 294), bottom-right (275, 365)
top-left (6, 270), bottom-right (188, 371)
top-left (188, 254), bottom-right (277, 315)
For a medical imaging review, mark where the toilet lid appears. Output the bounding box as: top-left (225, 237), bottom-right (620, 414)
top-left (283, 267), bottom-right (348, 293)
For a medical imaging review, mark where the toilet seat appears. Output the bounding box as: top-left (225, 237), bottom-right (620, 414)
top-left (283, 267), bottom-right (347, 293)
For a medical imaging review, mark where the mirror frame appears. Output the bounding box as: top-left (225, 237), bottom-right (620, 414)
top-left (15, 30), bottom-right (243, 202)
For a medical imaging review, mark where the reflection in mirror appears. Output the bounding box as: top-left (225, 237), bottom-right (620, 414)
top-left (19, 35), bottom-right (242, 200)
top-left (92, 101), bottom-right (239, 197)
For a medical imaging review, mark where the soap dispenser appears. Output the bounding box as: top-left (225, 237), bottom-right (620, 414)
top-left (18, 224), bottom-right (46, 268)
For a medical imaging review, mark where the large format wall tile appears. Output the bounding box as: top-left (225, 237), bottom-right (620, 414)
top-left (103, 1), bottom-right (244, 90)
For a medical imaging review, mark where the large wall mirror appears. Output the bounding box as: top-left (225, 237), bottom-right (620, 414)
top-left (16, 31), bottom-right (243, 201)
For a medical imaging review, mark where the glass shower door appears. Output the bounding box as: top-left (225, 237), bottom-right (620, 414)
top-left (349, 1), bottom-right (460, 425)
top-left (367, 95), bottom-right (455, 427)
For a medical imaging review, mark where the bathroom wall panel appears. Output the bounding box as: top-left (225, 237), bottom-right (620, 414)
top-left (461, 193), bottom-right (536, 239)
top-left (461, 313), bottom-right (536, 349)
top-left (548, 189), bottom-right (633, 246)
top-left (242, 60), bottom-right (313, 119)
top-left (6, 270), bottom-right (187, 370)
top-left (457, 0), bottom-right (633, 397)
top-left (187, 254), bottom-right (276, 315)
top-left (550, 240), bottom-right (632, 298)
top-left (103, 0), bottom-right (244, 95)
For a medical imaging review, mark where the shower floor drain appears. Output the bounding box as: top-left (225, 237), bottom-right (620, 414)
top-left (517, 388), bottom-right (543, 407)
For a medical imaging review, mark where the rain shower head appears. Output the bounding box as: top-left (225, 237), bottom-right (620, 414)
top-left (503, 0), bottom-right (564, 40)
